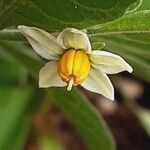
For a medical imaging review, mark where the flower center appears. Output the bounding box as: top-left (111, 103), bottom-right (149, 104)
top-left (57, 49), bottom-right (90, 90)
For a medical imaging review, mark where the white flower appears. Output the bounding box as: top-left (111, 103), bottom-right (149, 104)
top-left (18, 25), bottom-right (133, 100)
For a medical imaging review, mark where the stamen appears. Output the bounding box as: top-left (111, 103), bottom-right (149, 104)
top-left (58, 49), bottom-right (90, 87)
top-left (67, 77), bottom-right (74, 91)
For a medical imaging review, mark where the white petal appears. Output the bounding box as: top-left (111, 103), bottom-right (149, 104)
top-left (24, 36), bottom-right (58, 60)
top-left (89, 51), bottom-right (133, 74)
top-left (39, 61), bottom-right (66, 88)
top-left (18, 25), bottom-right (64, 60)
top-left (57, 28), bottom-right (91, 52)
top-left (81, 67), bottom-right (114, 100)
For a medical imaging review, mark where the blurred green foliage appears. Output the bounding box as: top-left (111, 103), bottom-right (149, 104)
top-left (0, 0), bottom-right (150, 150)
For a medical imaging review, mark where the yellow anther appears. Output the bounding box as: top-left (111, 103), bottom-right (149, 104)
top-left (66, 49), bottom-right (76, 75)
top-left (57, 49), bottom-right (90, 90)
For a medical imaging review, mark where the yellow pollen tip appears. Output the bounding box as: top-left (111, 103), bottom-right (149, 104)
top-left (57, 49), bottom-right (90, 89)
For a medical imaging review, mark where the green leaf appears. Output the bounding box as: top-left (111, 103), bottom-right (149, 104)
top-left (87, 10), bottom-right (150, 34)
top-left (0, 59), bottom-right (27, 87)
top-left (49, 87), bottom-right (116, 150)
top-left (0, 41), bottom-right (43, 78)
top-left (0, 0), bottom-right (137, 31)
top-left (91, 42), bottom-right (105, 50)
top-left (1, 116), bottom-right (30, 150)
top-left (0, 85), bottom-right (44, 150)
top-left (0, 29), bottom-right (26, 42)
top-left (137, 0), bottom-right (150, 10)
top-left (126, 0), bottom-right (142, 13)
top-left (0, 87), bottom-right (32, 150)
